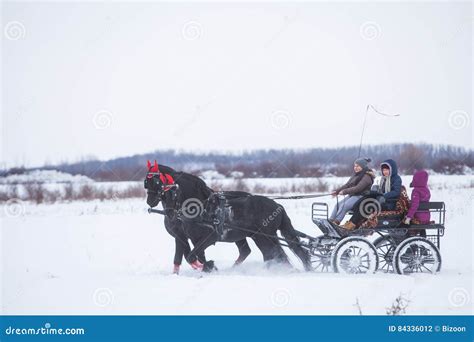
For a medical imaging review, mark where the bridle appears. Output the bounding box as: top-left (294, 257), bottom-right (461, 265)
top-left (145, 171), bottom-right (178, 196)
top-left (144, 162), bottom-right (213, 223)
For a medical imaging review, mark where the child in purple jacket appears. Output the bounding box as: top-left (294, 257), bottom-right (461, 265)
top-left (404, 170), bottom-right (431, 225)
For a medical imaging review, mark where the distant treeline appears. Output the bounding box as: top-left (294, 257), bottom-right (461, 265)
top-left (3, 144), bottom-right (473, 181)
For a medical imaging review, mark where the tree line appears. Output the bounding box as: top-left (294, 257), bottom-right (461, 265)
top-left (3, 143), bottom-right (472, 181)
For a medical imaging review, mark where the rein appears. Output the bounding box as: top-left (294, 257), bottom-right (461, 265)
top-left (148, 208), bottom-right (170, 215)
top-left (146, 207), bottom-right (312, 247)
top-left (268, 193), bottom-right (333, 200)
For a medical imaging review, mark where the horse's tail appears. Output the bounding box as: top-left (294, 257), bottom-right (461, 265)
top-left (279, 208), bottom-right (312, 271)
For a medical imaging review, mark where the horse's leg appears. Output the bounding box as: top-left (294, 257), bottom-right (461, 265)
top-left (268, 235), bottom-right (291, 265)
top-left (234, 239), bottom-right (251, 265)
top-left (251, 236), bottom-right (271, 262)
top-left (189, 237), bottom-right (207, 264)
top-left (172, 236), bottom-right (191, 274)
top-left (165, 218), bottom-right (191, 274)
top-left (279, 211), bottom-right (312, 271)
top-left (186, 233), bottom-right (218, 272)
top-left (252, 235), bottom-right (290, 266)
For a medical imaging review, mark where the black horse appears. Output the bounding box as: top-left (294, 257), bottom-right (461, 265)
top-left (144, 161), bottom-right (251, 273)
top-left (144, 162), bottom-right (311, 272)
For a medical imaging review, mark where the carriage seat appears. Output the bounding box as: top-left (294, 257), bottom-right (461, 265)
top-left (360, 186), bottom-right (410, 229)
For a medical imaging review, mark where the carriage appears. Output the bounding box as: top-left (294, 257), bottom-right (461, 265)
top-left (298, 200), bottom-right (446, 275)
top-left (145, 162), bottom-right (446, 275)
top-left (149, 189), bottom-right (446, 275)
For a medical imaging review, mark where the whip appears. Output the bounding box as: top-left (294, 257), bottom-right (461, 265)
top-left (358, 104), bottom-right (400, 157)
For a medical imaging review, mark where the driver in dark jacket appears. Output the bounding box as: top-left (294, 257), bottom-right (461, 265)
top-left (329, 158), bottom-right (375, 225)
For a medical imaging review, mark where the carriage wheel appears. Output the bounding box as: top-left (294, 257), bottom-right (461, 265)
top-left (374, 235), bottom-right (397, 273)
top-left (310, 246), bottom-right (333, 272)
top-left (331, 237), bottom-right (379, 274)
top-left (392, 237), bottom-right (442, 275)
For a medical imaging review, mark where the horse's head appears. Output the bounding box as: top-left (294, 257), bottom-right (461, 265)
top-left (144, 160), bottom-right (178, 208)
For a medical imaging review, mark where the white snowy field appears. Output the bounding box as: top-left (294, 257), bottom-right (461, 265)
top-left (0, 175), bottom-right (472, 315)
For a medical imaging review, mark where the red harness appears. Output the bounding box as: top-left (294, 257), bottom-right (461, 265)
top-left (147, 160), bottom-right (175, 192)
top-left (159, 173), bottom-right (175, 191)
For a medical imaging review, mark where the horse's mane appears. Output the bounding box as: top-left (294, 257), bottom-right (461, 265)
top-left (159, 164), bottom-right (213, 198)
top-left (156, 164), bottom-right (176, 176)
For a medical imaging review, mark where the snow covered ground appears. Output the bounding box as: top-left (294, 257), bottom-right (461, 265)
top-left (0, 175), bottom-right (472, 315)
top-left (0, 170), bottom-right (93, 185)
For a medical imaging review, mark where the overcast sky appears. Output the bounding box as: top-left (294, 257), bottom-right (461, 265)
top-left (2, 1), bottom-right (472, 167)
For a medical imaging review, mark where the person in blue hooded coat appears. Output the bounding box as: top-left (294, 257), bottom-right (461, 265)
top-left (378, 159), bottom-right (402, 211)
top-left (342, 159), bottom-right (402, 230)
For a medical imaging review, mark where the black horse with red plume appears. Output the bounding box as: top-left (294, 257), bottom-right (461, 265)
top-left (144, 160), bottom-right (311, 273)
top-left (145, 160), bottom-right (251, 273)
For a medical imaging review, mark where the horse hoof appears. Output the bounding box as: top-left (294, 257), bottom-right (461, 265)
top-left (190, 260), bottom-right (204, 271)
top-left (203, 260), bottom-right (218, 273)
top-left (233, 259), bottom-right (244, 267)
